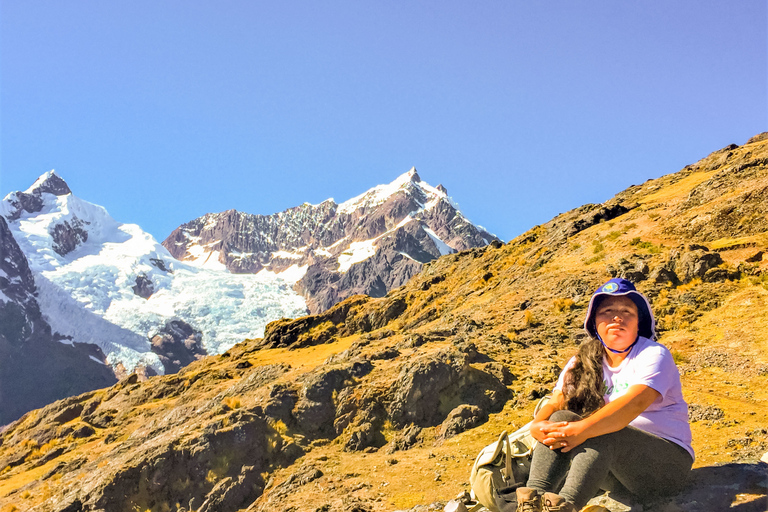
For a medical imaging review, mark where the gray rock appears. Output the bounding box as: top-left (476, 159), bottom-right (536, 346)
top-left (387, 349), bottom-right (509, 428)
top-left (150, 319), bottom-right (207, 374)
top-left (675, 250), bottom-right (722, 283)
top-left (264, 383), bottom-right (299, 424)
top-left (50, 217), bottom-right (89, 256)
top-left (198, 465), bottom-right (262, 512)
top-left (703, 267), bottom-right (738, 282)
top-left (387, 425), bottom-right (423, 453)
top-left (439, 405), bottom-right (487, 439)
top-left (132, 273), bottom-right (154, 299)
top-left (344, 422), bottom-right (379, 451)
top-left (582, 462), bottom-right (768, 511)
top-left (294, 362), bottom-right (373, 436)
top-left (688, 403), bottom-right (724, 422)
top-left (649, 266), bottom-right (678, 285)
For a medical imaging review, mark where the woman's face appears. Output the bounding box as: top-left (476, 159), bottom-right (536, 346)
top-left (594, 295), bottom-right (639, 352)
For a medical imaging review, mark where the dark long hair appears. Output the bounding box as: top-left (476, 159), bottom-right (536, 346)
top-left (561, 337), bottom-right (605, 416)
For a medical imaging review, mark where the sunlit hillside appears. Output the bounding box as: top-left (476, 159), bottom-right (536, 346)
top-left (2, 134), bottom-right (767, 511)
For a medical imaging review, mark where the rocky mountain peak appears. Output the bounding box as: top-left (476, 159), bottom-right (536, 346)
top-left (163, 169), bottom-right (497, 312)
top-left (26, 170), bottom-right (72, 196)
top-left (1, 170), bottom-right (72, 221)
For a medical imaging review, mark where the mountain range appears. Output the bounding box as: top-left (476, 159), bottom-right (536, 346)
top-left (0, 169), bottom-right (493, 423)
top-left (162, 168), bottom-right (497, 313)
top-left (0, 133), bottom-right (766, 511)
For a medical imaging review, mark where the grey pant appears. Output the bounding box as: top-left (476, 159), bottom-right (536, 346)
top-left (526, 410), bottom-right (693, 508)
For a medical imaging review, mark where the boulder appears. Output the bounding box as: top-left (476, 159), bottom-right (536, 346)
top-left (386, 425), bottom-right (423, 453)
top-left (609, 257), bottom-right (649, 282)
top-left (344, 422), bottom-right (379, 451)
top-left (387, 350), bottom-right (509, 428)
top-left (264, 383), bottom-right (298, 424)
top-left (649, 266), bottom-right (678, 285)
top-left (703, 267), bottom-right (739, 282)
top-left (439, 405), bottom-right (487, 439)
top-left (150, 319), bottom-right (207, 374)
top-left (293, 361), bottom-right (373, 437)
top-left (586, 462), bottom-right (768, 511)
top-left (675, 250), bottom-right (723, 283)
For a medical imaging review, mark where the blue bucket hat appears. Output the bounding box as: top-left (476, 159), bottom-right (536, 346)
top-left (584, 278), bottom-right (656, 345)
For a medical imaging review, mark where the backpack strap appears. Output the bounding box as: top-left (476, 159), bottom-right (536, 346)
top-left (501, 431), bottom-right (513, 482)
top-left (466, 501), bottom-right (488, 512)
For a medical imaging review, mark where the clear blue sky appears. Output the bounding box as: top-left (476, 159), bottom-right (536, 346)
top-left (2, 2), bottom-right (766, 242)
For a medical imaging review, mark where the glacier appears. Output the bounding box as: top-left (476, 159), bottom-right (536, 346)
top-left (1, 172), bottom-right (308, 374)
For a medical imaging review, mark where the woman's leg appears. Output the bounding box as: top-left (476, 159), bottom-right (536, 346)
top-left (557, 426), bottom-right (692, 508)
top-left (602, 428), bottom-right (693, 498)
top-left (526, 410), bottom-right (582, 494)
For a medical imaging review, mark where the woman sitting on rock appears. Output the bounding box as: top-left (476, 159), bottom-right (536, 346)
top-left (516, 278), bottom-right (694, 512)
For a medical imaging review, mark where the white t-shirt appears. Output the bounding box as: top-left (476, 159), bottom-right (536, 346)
top-left (554, 336), bottom-right (694, 460)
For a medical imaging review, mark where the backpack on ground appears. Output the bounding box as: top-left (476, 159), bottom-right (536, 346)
top-left (461, 396), bottom-right (550, 512)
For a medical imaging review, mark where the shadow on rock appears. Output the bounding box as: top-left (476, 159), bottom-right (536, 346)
top-left (588, 462), bottom-right (768, 511)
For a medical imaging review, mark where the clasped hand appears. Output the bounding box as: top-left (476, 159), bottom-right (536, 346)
top-left (530, 420), bottom-right (587, 453)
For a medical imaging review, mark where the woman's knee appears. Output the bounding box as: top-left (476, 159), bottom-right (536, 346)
top-left (550, 410), bottom-right (582, 422)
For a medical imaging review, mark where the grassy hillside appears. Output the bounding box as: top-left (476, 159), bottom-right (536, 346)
top-left (1, 134), bottom-right (767, 511)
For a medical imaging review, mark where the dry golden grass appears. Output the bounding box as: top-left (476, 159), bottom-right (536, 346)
top-left (639, 169), bottom-right (718, 206)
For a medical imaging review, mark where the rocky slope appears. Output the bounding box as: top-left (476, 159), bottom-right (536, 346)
top-left (163, 169), bottom-right (498, 313)
top-left (1, 135), bottom-right (768, 511)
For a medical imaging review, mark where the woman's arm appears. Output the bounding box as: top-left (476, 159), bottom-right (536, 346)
top-left (543, 384), bottom-right (660, 452)
top-left (529, 390), bottom-right (567, 443)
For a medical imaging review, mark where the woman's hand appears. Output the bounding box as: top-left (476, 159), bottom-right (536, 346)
top-left (529, 391), bottom-right (567, 444)
top-left (530, 419), bottom-right (568, 444)
top-left (538, 420), bottom-right (588, 452)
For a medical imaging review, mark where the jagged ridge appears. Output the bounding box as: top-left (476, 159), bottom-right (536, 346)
top-left (163, 168), bottom-right (498, 313)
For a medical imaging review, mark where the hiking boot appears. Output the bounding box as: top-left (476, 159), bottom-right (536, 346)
top-left (515, 487), bottom-right (542, 512)
top-left (541, 492), bottom-right (577, 512)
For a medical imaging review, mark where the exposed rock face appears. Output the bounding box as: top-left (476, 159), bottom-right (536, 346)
top-left (0, 217), bottom-right (117, 424)
top-left (0, 217), bottom-right (41, 345)
top-left (297, 227), bottom-right (427, 313)
top-left (132, 273), bottom-right (154, 299)
top-left (150, 320), bottom-right (208, 374)
top-left (50, 217), bottom-right (89, 256)
top-left (22, 174), bottom-right (94, 257)
top-left (387, 349), bottom-right (509, 429)
top-left (163, 169), bottom-right (498, 313)
top-left (675, 247), bottom-right (723, 283)
top-left (258, 294), bottom-right (408, 350)
top-left (548, 200), bottom-right (636, 244)
top-left (1, 170), bottom-right (71, 221)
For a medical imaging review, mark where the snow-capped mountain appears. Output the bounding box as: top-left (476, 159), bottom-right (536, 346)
top-left (164, 168), bottom-right (498, 312)
top-left (1, 172), bottom-right (308, 377)
top-left (0, 214), bottom-right (116, 424)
